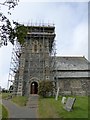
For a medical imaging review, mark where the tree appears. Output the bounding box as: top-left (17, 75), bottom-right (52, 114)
top-left (9, 85), bottom-right (14, 93)
top-left (2, 88), bottom-right (9, 93)
top-left (38, 80), bottom-right (55, 97)
top-left (0, 0), bottom-right (26, 47)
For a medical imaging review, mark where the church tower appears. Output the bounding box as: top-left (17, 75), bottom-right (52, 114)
top-left (13, 25), bottom-right (56, 96)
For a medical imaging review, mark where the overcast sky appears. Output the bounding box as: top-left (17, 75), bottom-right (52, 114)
top-left (0, 1), bottom-right (88, 88)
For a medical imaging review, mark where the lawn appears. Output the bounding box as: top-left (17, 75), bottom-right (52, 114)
top-left (0, 93), bottom-right (9, 119)
top-left (1, 93), bottom-right (28, 107)
top-left (0, 103), bottom-right (8, 118)
top-left (38, 96), bottom-right (88, 118)
top-left (11, 96), bottom-right (28, 106)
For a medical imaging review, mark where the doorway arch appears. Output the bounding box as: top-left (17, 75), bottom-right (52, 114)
top-left (30, 81), bottom-right (38, 94)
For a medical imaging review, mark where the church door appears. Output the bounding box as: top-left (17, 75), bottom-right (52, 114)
top-left (31, 82), bottom-right (38, 94)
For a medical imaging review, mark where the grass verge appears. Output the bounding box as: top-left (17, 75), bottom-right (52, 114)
top-left (0, 103), bottom-right (8, 118)
top-left (1, 93), bottom-right (11, 99)
top-left (11, 96), bottom-right (28, 106)
top-left (38, 96), bottom-right (88, 118)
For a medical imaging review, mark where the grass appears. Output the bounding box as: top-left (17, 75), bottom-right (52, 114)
top-left (0, 93), bottom-right (28, 119)
top-left (0, 103), bottom-right (8, 118)
top-left (11, 96), bottom-right (28, 106)
top-left (38, 96), bottom-right (88, 118)
top-left (1, 93), bottom-right (28, 106)
top-left (1, 93), bottom-right (11, 99)
top-left (0, 93), bottom-right (9, 119)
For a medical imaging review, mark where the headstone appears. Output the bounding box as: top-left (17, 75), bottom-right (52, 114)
top-left (61, 97), bottom-right (66, 104)
top-left (64, 97), bottom-right (76, 112)
top-left (55, 87), bottom-right (60, 100)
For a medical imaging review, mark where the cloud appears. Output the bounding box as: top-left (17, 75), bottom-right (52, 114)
top-left (0, 42), bottom-right (13, 88)
top-left (0, 43), bottom-right (13, 73)
top-left (21, 0), bottom-right (89, 2)
top-left (0, 73), bottom-right (9, 89)
top-left (57, 22), bottom-right (88, 58)
top-left (55, 3), bottom-right (88, 58)
top-left (72, 22), bottom-right (88, 56)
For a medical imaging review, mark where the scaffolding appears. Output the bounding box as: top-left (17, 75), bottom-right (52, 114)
top-left (8, 23), bottom-right (56, 96)
top-left (26, 25), bottom-right (56, 81)
top-left (7, 40), bottom-right (21, 91)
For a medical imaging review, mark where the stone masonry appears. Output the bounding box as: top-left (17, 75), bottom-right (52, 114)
top-left (13, 25), bottom-right (90, 96)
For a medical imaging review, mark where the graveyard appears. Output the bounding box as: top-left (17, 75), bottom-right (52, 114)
top-left (38, 96), bottom-right (88, 118)
top-left (1, 92), bottom-right (89, 118)
top-left (0, 1), bottom-right (89, 119)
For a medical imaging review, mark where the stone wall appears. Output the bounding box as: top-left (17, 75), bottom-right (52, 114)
top-left (57, 78), bottom-right (90, 96)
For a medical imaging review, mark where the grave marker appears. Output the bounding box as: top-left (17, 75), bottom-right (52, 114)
top-left (61, 97), bottom-right (66, 104)
top-left (64, 97), bottom-right (76, 112)
top-left (55, 87), bottom-right (60, 100)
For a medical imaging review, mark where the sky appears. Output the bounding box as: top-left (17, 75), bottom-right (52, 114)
top-left (0, 0), bottom-right (89, 89)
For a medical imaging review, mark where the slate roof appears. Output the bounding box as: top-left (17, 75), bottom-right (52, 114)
top-left (55, 56), bottom-right (89, 71)
top-left (55, 56), bottom-right (90, 78)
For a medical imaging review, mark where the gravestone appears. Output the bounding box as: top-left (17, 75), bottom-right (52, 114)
top-left (64, 97), bottom-right (76, 112)
top-left (61, 97), bottom-right (66, 104)
top-left (55, 87), bottom-right (60, 100)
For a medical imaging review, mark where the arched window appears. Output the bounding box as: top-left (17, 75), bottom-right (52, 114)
top-left (39, 44), bottom-right (42, 52)
top-left (32, 40), bottom-right (38, 53)
top-left (34, 44), bottom-right (37, 52)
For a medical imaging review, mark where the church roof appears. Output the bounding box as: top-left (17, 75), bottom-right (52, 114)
top-left (55, 56), bottom-right (90, 78)
top-left (55, 56), bottom-right (89, 71)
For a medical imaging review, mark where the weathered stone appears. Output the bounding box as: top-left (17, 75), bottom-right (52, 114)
top-left (13, 25), bottom-right (56, 96)
top-left (64, 97), bottom-right (76, 112)
top-left (58, 78), bottom-right (90, 96)
top-left (61, 97), bottom-right (66, 104)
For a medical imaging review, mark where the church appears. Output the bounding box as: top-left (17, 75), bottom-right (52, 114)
top-left (12, 25), bottom-right (90, 96)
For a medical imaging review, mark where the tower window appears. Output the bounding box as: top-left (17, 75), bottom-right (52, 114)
top-left (34, 44), bottom-right (37, 52)
top-left (40, 44), bottom-right (42, 51)
top-left (32, 40), bottom-right (39, 53)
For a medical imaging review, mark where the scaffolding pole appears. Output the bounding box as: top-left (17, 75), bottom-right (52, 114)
top-left (7, 40), bottom-right (21, 91)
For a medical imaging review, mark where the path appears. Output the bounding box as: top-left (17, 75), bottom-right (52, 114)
top-left (2, 94), bottom-right (39, 118)
top-left (27, 94), bottom-right (39, 108)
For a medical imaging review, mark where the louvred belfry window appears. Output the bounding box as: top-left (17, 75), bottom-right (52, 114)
top-left (34, 44), bottom-right (37, 52)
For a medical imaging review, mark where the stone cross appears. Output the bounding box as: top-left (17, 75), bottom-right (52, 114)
top-left (64, 97), bottom-right (76, 112)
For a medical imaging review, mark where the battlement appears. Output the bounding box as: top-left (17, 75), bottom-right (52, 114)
top-left (27, 25), bottom-right (55, 33)
top-left (23, 25), bottom-right (56, 52)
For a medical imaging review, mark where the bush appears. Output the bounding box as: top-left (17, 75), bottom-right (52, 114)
top-left (38, 80), bottom-right (54, 97)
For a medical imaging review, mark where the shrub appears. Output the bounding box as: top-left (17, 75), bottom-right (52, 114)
top-left (38, 80), bottom-right (54, 97)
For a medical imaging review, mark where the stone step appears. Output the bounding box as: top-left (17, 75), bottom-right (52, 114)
top-left (26, 94), bottom-right (39, 108)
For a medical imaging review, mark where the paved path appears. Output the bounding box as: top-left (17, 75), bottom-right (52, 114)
top-left (2, 94), bottom-right (39, 118)
top-left (27, 94), bottom-right (39, 108)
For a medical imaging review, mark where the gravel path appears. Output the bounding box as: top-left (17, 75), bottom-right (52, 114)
top-left (2, 95), bottom-right (39, 118)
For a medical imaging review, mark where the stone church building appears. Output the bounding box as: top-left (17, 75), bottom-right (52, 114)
top-left (13, 25), bottom-right (90, 96)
